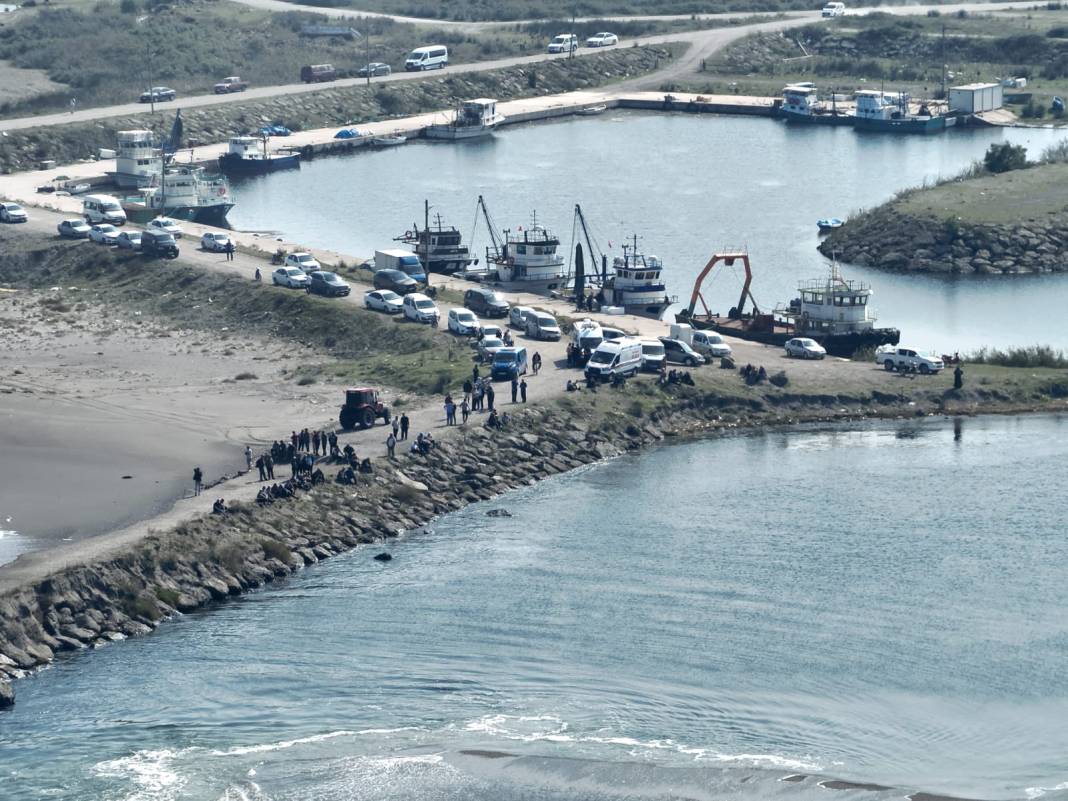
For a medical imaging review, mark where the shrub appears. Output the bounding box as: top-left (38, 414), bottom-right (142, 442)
top-left (983, 142), bottom-right (1028, 174)
top-left (154, 587), bottom-right (181, 607)
top-left (967, 345), bottom-right (1068, 368)
top-left (627, 400), bottom-right (644, 417)
top-left (234, 371), bottom-right (258, 380)
top-left (261, 538), bottom-right (292, 563)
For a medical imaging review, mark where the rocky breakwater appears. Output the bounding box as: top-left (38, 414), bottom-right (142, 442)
top-left (0, 44), bottom-right (679, 174)
top-left (0, 397), bottom-right (682, 708)
top-left (819, 206), bottom-right (1068, 275)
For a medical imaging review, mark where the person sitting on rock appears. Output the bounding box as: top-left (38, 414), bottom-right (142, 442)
top-left (566, 379), bottom-right (578, 392)
top-left (486, 409), bottom-right (501, 430)
top-left (212, 498), bottom-right (227, 514)
top-left (311, 468), bottom-right (325, 485)
top-left (681, 371), bottom-right (695, 386)
top-left (757, 366), bottom-right (767, 382)
top-left (336, 466), bottom-right (356, 485)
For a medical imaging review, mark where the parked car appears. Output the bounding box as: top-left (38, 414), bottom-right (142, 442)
top-left (477, 336), bottom-right (505, 362)
top-left (89, 224), bottom-right (120, 245)
top-left (272, 266), bottom-right (310, 289)
top-left (525, 310), bottom-right (561, 341)
top-left (659, 336), bottom-right (705, 366)
top-left (547, 33), bottom-right (578, 53)
top-left (141, 229), bottom-right (179, 258)
top-left (147, 216), bottom-right (183, 238)
top-left (258, 123), bottom-right (292, 137)
top-left (116, 230), bottom-right (142, 250)
top-left (213, 76), bottom-right (249, 94)
top-left (448, 307), bottom-right (480, 335)
top-left (201, 231), bottom-right (231, 252)
top-left (0, 202), bottom-right (27, 223)
top-left (139, 86), bottom-right (176, 103)
top-left (364, 289), bottom-right (403, 313)
top-left (306, 270), bottom-right (350, 297)
top-left (402, 292), bottom-right (440, 325)
top-left (822, 1), bottom-right (846, 16)
top-left (357, 62), bottom-right (392, 78)
top-left (586, 32), bottom-right (618, 47)
top-left (284, 252), bottom-right (320, 272)
top-left (405, 45), bottom-right (448, 71)
top-left (876, 346), bottom-right (944, 374)
top-left (57, 218), bottom-right (91, 238)
top-left (300, 64), bottom-right (336, 83)
top-left (509, 305), bottom-right (534, 329)
top-left (785, 337), bottom-right (827, 360)
top-left (465, 287), bottom-right (509, 318)
top-left (491, 346), bottom-right (528, 380)
top-left (373, 269), bottom-right (418, 295)
top-left (691, 330), bottom-right (732, 359)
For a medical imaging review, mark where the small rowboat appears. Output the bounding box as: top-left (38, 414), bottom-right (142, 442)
top-left (817, 217), bottom-right (843, 233)
top-left (577, 104), bottom-right (608, 116)
top-left (373, 134), bottom-right (407, 146)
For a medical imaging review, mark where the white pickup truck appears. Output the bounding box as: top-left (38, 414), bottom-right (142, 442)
top-left (876, 346), bottom-right (944, 374)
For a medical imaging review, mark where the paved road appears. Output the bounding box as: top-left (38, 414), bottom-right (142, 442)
top-left (0, 0), bottom-right (1039, 133)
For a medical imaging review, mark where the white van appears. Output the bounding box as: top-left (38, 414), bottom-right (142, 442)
top-left (547, 34), bottom-right (578, 54)
top-left (526, 310), bottom-right (561, 341)
top-left (403, 292), bottom-right (440, 324)
top-left (639, 338), bottom-right (666, 372)
top-left (82, 194), bottom-right (127, 225)
top-left (405, 45), bottom-right (448, 71)
top-left (585, 338), bottom-right (642, 381)
top-left (821, 2), bottom-right (845, 16)
top-left (572, 318), bottom-right (603, 351)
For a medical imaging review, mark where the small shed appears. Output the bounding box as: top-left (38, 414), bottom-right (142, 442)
top-left (949, 83), bottom-right (1003, 114)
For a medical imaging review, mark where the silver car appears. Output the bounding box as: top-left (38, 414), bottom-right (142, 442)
top-left (57, 218), bottom-right (91, 238)
top-left (272, 266), bottom-right (310, 289)
top-left (201, 232), bottom-right (231, 252)
top-left (364, 289), bottom-right (403, 313)
top-left (89, 224), bottom-right (120, 245)
top-left (116, 231), bottom-right (142, 250)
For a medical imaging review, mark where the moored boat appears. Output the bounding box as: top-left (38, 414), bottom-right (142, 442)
top-left (425, 99), bottom-right (504, 140)
top-left (778, 83), bottom-right (852, 126)
top-left (475, 196), bottom-right (569, 292)
top-left (218, 135), bottom-right (300, 174)
top-left (852, 90), bottom-right (955, 134)
top-left (599, 234), bottom-right (673, 319)
top-left (121, 165), bottom-right (234, 225)
top-left (817, 217), bottom-right (843, 233)
top-left (677, 250), bottom-right (899, 357)
top-left (394, 204), bottom-right (474, 275)
top-left (373, 134), bottom-right (408, 146)
top-left (577, 104), bottom-right (608, 116)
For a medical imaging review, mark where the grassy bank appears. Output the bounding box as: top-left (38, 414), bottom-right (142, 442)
top-left (0, 41), bottom-right (679, 172)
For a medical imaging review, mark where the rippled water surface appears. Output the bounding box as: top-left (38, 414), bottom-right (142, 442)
top-left (228, 113), bottom-right (1068, 350)
top-left (3, 414), bottom-right (1067, 801)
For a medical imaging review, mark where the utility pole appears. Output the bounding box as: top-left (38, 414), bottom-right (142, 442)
top-left (365, 28), bottom-right (371, 86)
top-left (940, 24), bottom-right (947, 100)
top-left (423, 198), bottom-right (431, 290)
top-left (145, 43), bottom-right (156, 114)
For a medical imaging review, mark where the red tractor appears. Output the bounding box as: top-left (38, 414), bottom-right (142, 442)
top-left (339, 387), bottom-right (391, 430)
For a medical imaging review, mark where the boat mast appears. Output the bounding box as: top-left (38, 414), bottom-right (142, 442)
top-left (423, 198), bottom-right (432, 289)
top-left (573, 204), bottom-right (603, 286)
top-left (474, 195), bottom-right (504, 261)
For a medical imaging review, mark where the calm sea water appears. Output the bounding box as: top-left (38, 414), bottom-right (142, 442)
top-left (228, 112), bottom-right (1068, 351)
top-left (3, 414), bottom-right (1068, 801)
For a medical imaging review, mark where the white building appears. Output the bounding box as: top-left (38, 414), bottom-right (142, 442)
top-left (949, 83), bottom-right (1003, 114)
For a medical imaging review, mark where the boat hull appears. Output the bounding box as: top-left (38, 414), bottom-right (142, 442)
top-left (424, 125), bottom-right (496, 140)
top-left (218, 153), bottom-right (300, 174)
top-left (679, 313), bottom-right (900, 357)
top-left (123, 203), bottom-right (234, 226)
top-left (779, 109), bottom-right (853, 126)
top-left (852, 115), bottom-right (950, 134)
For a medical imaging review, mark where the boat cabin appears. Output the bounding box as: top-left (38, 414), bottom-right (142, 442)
top-left (782, 84), bottom-right (820, 116)
top-left (113, 129), bottom-right (160, 188)
top-left (461, 98), bottom-right (499, 126)
top-left (854, 90), bottom-right (908, 121)
top-left (226, 136), bottom-right (269, 161)
top-left (784, 270), bottom-right (876, 335)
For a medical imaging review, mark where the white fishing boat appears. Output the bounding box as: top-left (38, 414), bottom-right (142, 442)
top-left (373, 133), bottom-right (407, 146)
top-left (600, 234), bottom-right (672, 318)
top-left (121, 165), bottom-right (233, 225)
top-left (425, 99), bottom-right (504, 140)
top-left (475, 195), bottom-right (568, 292)
top-left (108, 129), bottom-right (161, 188)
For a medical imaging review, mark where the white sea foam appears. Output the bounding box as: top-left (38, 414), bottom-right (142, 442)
top-left (0, 530), bottom-right (17, 539)
top-left (1026, 780), bottom-right (1068, 799)
top-left (93, 749), bottom-right (186, 801)
top-left (212, 730), bottom-right (357, 757)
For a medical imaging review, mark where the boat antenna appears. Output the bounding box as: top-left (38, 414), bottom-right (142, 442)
top-left (570, 204), bottom-right (604, 286)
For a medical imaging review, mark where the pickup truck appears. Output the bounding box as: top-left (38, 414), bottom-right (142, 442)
top-left (876, 346), bottom-right (944, 374)
top-left (213, 76), bottom-right (249, 94)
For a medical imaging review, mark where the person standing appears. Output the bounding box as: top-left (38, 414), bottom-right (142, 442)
top-left (511, 376), bottom-right (519, 404)
top-left (226, 240), bottom-right (236, 261)
top-left (265, 454), bottom-right (275, 480)
top-left (954, 364), bottom-right (964, 389)
top-left (386, 432), bottom-right (397, 457)
top-left (461, 397), bottom-right (470, 424)
top-left (244, 445), bottom-right (253, 470)
top-left (462, 378), bottom-right (473, 405)
top-left (193, 466), bottom-right (203, 496)
top-left (520, 379), bottom-right (527, 403)
top-left (256, 455), bottom-right (266, 482)
top-left (532, 352), bottom-right (542, 375)
top-left (486, 383), bottom-right (495, 411)
top-left (400, 413), bottom-right (410, 440)
top-left (391, 417), bottom-right (400, 438)
top-left (472, 365), bottom-right (480, 384)
top-left (312, 430), bottom-right (321, 456)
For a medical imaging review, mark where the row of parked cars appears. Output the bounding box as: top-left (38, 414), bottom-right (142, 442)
top-left (55, 215), bottom-right (185, 258)
top-left (547, 32), bottom-right (619, 53)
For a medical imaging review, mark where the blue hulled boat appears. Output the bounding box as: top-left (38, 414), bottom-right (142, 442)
top-left (218, 135), bottom-right (300, 174)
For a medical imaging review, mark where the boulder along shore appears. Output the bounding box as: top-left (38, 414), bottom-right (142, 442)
top-left (818, 207), bottom-right (1068, 275)
top-left (3, 375), bottom-right (1067, 708)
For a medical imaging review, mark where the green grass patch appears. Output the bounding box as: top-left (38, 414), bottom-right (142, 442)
top-left (261, 538), bottom-right (292, 563)
top-left (967, 345), bottom-right (1068, 368)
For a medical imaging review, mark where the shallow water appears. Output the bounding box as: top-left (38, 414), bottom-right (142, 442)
top-left (3, 414), bottom-right (1067, 801)
top-left (228, 112), bottom-right (1068, 351)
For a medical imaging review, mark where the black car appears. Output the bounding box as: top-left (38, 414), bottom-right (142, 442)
top-left (464, 287), bottom-right (509, 318)
top-left (356, 62), bottom-right (392, 78)
top-left (307, 270), bottom-right (351, 297)
top-left (141, 229), bottom-right (179, 259)
top-left (373, 269), bottom-right (417, 295)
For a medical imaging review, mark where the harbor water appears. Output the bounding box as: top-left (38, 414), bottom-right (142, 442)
top-left (3, 414), bottom-right (1068, 801)
top-left (229, 112), bottom-right (1068, 351)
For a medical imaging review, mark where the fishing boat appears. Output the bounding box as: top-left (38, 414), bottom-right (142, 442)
top-left (676, 251), bottom-right (900, 357)
top-left (373, 133), bottom-right (407, 146)
top-left (218, 135), bottom-right (300, 174)
top-left (425, 99), bottom-right (504, 140)
top-left (474, 196), bottom-right (568, 292)
top-left (121, 165), bottom-right (234, 225)
top-left (852, 90), bottom-right (955, 134)
top-left (778, 83), bottom-right (851, 125)
top-left (394, 202), bottom-right (474, 275)
top-left (108, 129), bottom-right (163, 188)
top-left (598, 235), bottom-right (674, 318)
top-left (817, 217), bottom-right (844, 233)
